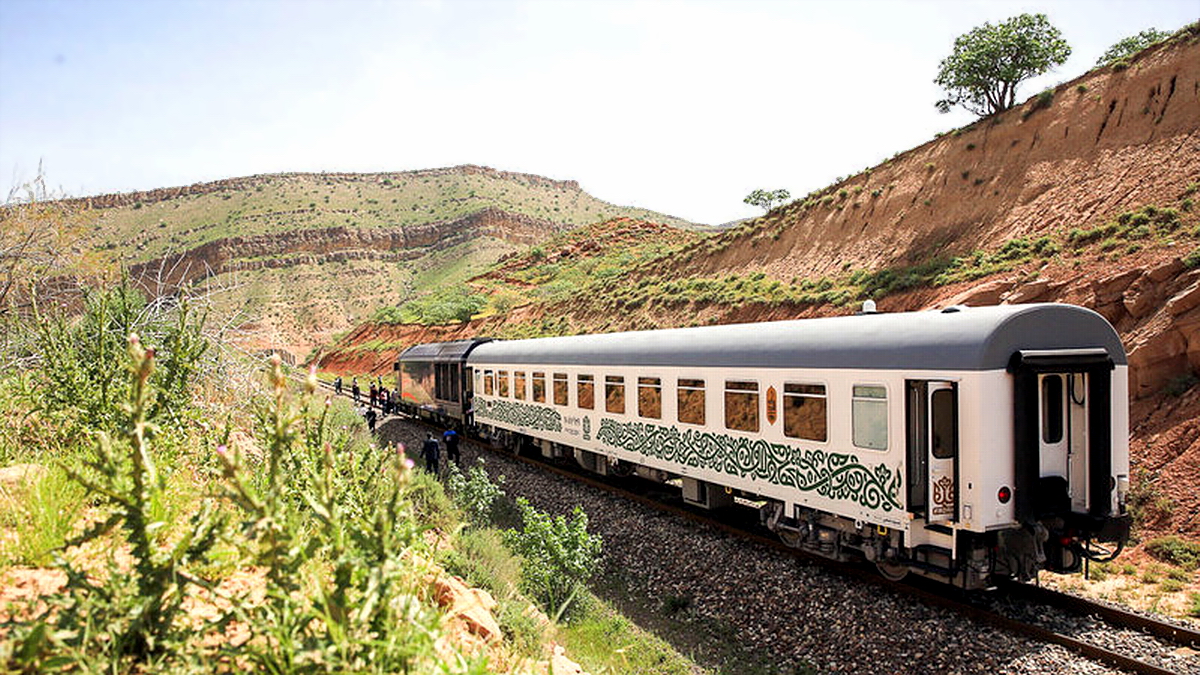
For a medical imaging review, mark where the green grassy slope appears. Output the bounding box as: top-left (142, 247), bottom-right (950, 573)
top-left (77, 166), bottom-right (698, 267)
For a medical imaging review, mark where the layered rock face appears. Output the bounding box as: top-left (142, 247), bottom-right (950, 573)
top-left (128, 207), bottom-right (567, 291)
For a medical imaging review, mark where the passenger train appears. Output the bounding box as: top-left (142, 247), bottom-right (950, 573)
top-left (395, 303), bottom-right (1132, 589)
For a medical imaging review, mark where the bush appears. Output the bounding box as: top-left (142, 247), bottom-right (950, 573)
top-left (446, 459), bottom-right (507, 527)
top-left (1145, 536), bottom-right (1200, 570)
top-left (30, 281), bottom-right (208, 436)
top-left (504, 497), bottom-right (602, 619)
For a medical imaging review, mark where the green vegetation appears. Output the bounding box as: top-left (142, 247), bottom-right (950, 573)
top-left (743, 188), bottom-right (791, 213)
top-left (1145, 536), bottom-right (1200, 570)
top-left (372, 286), bottom-right (488, 325)
top-left (70, 169), bottom-right (697, 268)
top-left (1097, 28), bottom-right (1173, 66)
top-left (935, 13), bottom-right (1071, 117)
top-left (0, 262), bottom-right (703, 673)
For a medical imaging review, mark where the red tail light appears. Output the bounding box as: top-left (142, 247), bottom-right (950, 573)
top-left (997, 486), bottom-right (1012, 504)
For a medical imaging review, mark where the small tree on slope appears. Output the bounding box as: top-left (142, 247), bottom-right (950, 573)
top-left (935, 13), bottom-right (1070, 117)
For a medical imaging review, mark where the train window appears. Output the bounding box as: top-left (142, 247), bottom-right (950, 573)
top-left (578, 374), bottom-right (595, 410)
top-left (532, 372), bottom-right (546, 403)
top-left (931, 389), bottom-right (957, 459)
top-left (852, 385), bottom-right (888, 450)
top-left (677, 378), bottom-right (706, 426)
top-left (724, 380), bottom-right (759, 432)
top-left (553, 373), bottom-right (569, 406)
top-left (638, 377), bottom-right (662, 419)
top-left (605, 376), bottom-right (626, 414)
top-left (783, 383), bottom-right (827, 442)
top-left (514, 372), bottom-right (527, 400)
top-left (483, 370), bottom-right (494, 396)
top-left (498, 371), bottom-right (509, 397)
top-left (1042, 375), bottom-right (1064, 443)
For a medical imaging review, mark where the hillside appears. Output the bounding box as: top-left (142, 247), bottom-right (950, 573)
top-left (24, 165), bottom-right (698, 358)
top-left (321, 27), bottom-right (1200, 538)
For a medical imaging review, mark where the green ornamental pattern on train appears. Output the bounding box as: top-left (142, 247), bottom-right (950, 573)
top-left (396, 303), bottom-right (1132, 590)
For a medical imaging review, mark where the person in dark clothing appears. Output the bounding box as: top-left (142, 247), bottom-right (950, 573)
top-left (334, 376), bottom-right (342, 394)
top-left (351, 377), bottom-right (360, 403)
top-left (443, 428), bottom-right (461, 467)
top-left (421, 433), bottom-right (440, 474)
top-left (369, 383), bottom-right (377, 409)
top-left (365, 406), bottom-right (377, 432)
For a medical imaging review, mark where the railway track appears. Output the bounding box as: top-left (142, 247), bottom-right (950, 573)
top-left (338, 387), bottom-right (1200, 674)
top-left (509, 445), bottom-right (1200, 675)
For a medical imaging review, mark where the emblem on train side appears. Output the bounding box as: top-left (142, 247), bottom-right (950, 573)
top-left (932, 475), bottom-right (955, 516)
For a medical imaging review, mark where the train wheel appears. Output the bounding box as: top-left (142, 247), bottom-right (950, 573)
top-left (778, 529), bottom-right (803, 548)
top-left (876, 559), bottom-right (909, 582)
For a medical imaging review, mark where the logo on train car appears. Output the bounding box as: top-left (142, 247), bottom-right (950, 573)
top-left (766, 386), bottom-right (777, 425)
top-left (931, 475), bottom-right (955, 516)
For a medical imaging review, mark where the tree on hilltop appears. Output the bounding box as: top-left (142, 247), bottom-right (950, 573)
top-left (1096, 28), bottom-right (1172, 66)
top-left (935, 13), bottom-right (1071, 117)
top-left (744, 188), bottom-right (791, 213)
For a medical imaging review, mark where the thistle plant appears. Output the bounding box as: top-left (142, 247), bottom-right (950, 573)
top-left (7, 333), bottom-right (224, 670)
top-left (215, 359), bottom-right (458, 673)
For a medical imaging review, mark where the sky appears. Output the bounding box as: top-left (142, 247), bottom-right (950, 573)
top-left (1, 0), bottom-right (1196, 225)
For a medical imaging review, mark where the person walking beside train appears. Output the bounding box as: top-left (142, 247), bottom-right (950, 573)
top-left (351, 377), bottom-right (360, 403)
top-left (421, 433), bottom-right (440, 474)
top-left (443, 428), bottom-right (461, 468)
top-left (334, 376), bottom-right (342, 395)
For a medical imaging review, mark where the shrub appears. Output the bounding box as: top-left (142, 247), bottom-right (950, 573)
top-left (1184, 246), bottom-right (1200, 270)
top-left (504, 497), bottom-right (602, 619)
top-left (5, 335), bottom-right (225, 669)
top-left (1165, 372), bottom-right (1198, 397)
top-left (446, 459), bottom-right (507, 527)
top-left (30, 281), bottom-right (208, 436)
top-left (1145, 536), bottom-right (1200, 569)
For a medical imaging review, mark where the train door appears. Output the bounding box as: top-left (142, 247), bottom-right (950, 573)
top-left (1038, 372), bottom-right (1089, 512)
top-left (906, 381), bottom-right (958, 524)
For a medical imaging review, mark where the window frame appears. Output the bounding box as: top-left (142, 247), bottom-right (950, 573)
top-left (514, 371), bottom-right (527, 401)
top-left (577, 374), bottom-right (595, 410)
top-left (553, 373), bottom-right (569, 406)
top-left (605, 375), bottom-right (626, 415)
top-left (851, 383), bottom-right (889, 451)
top-left (637, 376), bottom-right (662, 419)
top-left (532, 371), bottom-right (546, 403)
top-left (723, 379), bottom-right (760, 433)
top-left (782, 381), bottom-right (828, 443)
top-left (677, 377), bottom-right (706, 426)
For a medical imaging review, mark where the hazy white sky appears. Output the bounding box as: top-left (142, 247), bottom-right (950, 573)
top-left (1, 0), bottom-right (1195, 224)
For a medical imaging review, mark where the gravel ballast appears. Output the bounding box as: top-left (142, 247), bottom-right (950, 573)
top-left (377, 417), bottom-right (1195, 675)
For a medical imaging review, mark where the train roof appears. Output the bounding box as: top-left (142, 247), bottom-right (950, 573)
top-left (466, 304), bottom-right (1127, 371)
top-left (398, 338), bottom-right (493, 364)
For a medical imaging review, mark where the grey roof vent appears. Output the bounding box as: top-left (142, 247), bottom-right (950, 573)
top-left (858, 300), bottom-right (881, 315)
top-left (941, 305), bottom-right (967, 314)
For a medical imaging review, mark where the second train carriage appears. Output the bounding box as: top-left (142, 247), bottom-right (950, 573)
top-left (399, 304), bottom-right (1132, 589)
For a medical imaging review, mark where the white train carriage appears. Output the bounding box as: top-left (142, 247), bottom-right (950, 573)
top-left (455, 303), bottom-right (1131, 589)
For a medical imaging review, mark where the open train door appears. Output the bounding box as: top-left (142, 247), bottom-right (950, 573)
top-left (905, 381), bottom-right (958, 525)
top-left (926, 382), bottom-right (959, 525)
top-left (1037, 372), bottom-right (1090, 513)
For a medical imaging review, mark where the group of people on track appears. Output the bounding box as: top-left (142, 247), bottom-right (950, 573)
top-left (334, 373), bottom-right (463, 475)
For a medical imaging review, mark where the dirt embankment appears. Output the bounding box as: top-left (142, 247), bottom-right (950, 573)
top-left (675, 35), bottom-right (1198, 283)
